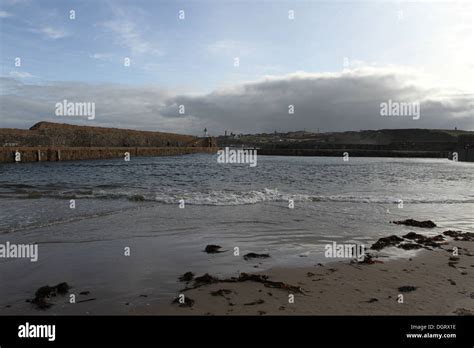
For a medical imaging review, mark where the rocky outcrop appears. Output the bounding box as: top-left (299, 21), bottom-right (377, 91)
top-left (391, 219), bottom-right (437, 228)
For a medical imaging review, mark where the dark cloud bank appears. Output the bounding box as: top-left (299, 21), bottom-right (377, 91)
top-left (1, 68), bottom-right (472, 135)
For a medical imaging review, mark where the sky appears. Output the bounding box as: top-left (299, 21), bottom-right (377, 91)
top-left (0, 0), bottom-right (473, 135)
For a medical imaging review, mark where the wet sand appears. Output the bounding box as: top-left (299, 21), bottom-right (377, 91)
top-left (147, 235), bottom-right (474, 315)
top-left (1, 205), bottom-right (472, 315)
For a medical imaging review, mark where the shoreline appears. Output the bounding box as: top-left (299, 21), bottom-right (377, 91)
top-left (1, 198), bottom-right (472, 315)
top-left (1, 229), bottom-right (472, 316)
top-left (151, 230), bottom-right (474, 315)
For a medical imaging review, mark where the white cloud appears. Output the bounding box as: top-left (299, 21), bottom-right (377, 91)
top-left (1, 0), bottom-right (30, 4)
top-left (0, 78), bottom-right (185, 132)
top-left (416, 2), bottom-right (474, 93)
top-left (89, 53), bottom-right (115, 61)
top-left (36, 26), bottom-right (68, 40)
top-left (0, 10), bottom-right (12, 18)
top-left (8, 70), bottom-right (35, 79)
top-left (101, 8), bottom-right (161, 56)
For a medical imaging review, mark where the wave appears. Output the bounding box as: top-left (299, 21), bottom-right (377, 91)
top-left (2, 188), bottom-right (474, 206)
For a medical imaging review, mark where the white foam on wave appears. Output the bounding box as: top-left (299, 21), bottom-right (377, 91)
top-left (96, 189), bottom-right (474, 206)
top-left (9, 188), bottom-right (474, 206)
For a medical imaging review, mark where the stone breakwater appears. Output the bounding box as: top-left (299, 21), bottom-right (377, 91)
top-left (0, 146), bottom-right (217, 163)
top-left (258, 148), bottom-right (449, 158)
top-left (0, 121), bottom-right (218, 163)
top-left (0, 121), bottom-right (203, 148)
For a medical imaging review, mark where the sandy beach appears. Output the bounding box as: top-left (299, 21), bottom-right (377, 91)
top-left (1, 157), bottom-right (473, 316)
top-left (150, 231), bottom-right (474, 316)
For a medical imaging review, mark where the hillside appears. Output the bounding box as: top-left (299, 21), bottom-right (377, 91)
top-left (218, 128), bottom-right (474, 150)
top-left (0, 122), bottom-right (210, 148)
